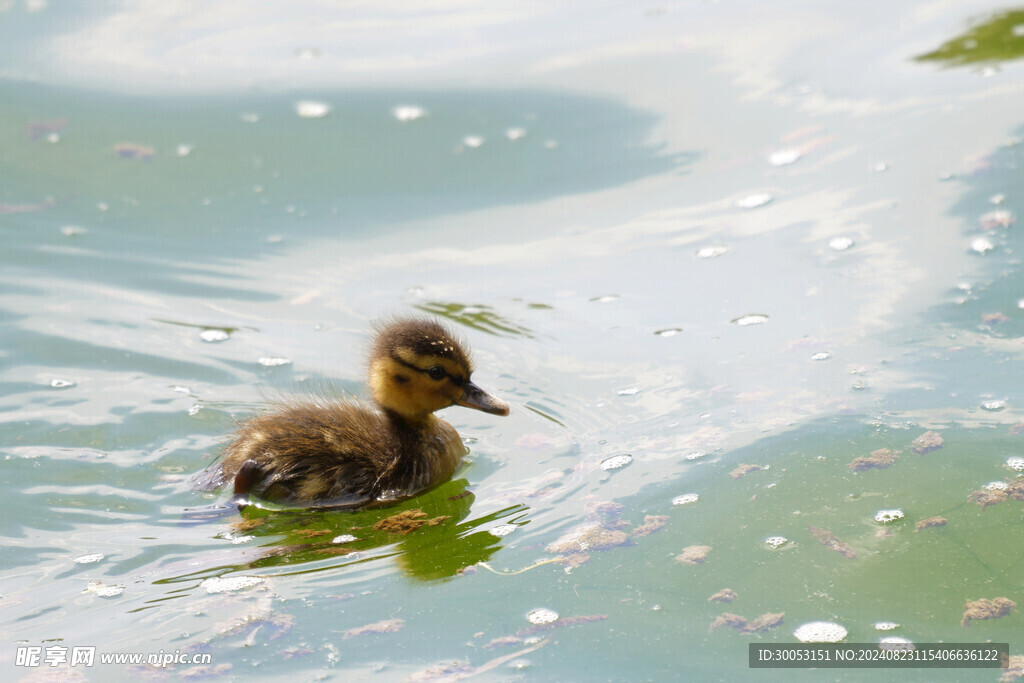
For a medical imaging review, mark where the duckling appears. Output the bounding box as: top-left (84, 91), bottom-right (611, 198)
top-left (204, 317), bottom-right (509, 508)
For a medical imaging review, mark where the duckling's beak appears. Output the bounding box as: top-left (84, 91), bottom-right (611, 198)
top-left (456, 381), bottom-right (510, 416)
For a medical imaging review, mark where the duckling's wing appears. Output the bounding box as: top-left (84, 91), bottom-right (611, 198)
top-left (216, 399), bottom-right (401, 506)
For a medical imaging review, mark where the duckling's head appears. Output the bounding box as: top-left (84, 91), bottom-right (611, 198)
top-left (368, 317), bottom-right (510, 423)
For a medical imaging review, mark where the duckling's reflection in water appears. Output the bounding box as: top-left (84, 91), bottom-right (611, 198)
top-left (181, 478), bottom-right (530, 582)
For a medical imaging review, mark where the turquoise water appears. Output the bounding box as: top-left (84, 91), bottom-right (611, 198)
top-left (3, 2), bottom-right (1024, 681)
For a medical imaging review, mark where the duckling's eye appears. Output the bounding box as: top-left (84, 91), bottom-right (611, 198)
top-left (427, 366), bottom-right (446, 381)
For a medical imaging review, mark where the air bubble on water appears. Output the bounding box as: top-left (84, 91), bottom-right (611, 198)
top-left (981, 399), bottom-right (1006, 411)
top-left (794, 621), bottom-right (847, 643)
top-left (176, 144), bottom-right (193, 157)
top-left (590, 294), bottom-right (619, 303)
top-left (393, 105), bottom-right (426, 122)
top-left (879, 637), bottom-right (914, 650)
top-left (828, 237), bottom-right (854, 251)
top-left (74, 553), bottom-right (104, 564)
top-left (1006, 456), bottom-right (1024, 471)
top-left (873, 162), bottom-right (888, 172)
top-left (655, 328), bottom-right (682, 337)
top-left (97, 202), bottom-right (109, 211)
top-left (505, 127), bottom-right (527, 141)
top-left (258, 357), bottom-right (292, 367)
top-left (601, 454), bottom-right (633, 470)
top-left (684, 452), bottom-right (707, 461)
top-left (769, 149), bottom-right (801, 166)
top-left (764, 536), bottom-right (788, 549)
top-left (526, 608), bottom-right (558, 625)
top-left (295, 48), bottom-right (322, 60)
top-left (732, 313), bottom-right (769, 326)
top-left (543, 139), bottom-right (559, 149)
top-left (84, 581), bottom-right (124, 598)
top-left (672, 493), bottom-right (699, 506)
top-left (874, 509), bottom-right (904, 524)
top-left (696, 245), bottom-right (730, 259)
top-left (50, 379), bottom-right (75, 389)
top-left (200, 576), bottom-right (265, 593)
top-left (60, 225), bottom-right (87, 237)
top-left (46, 132), bottom-right (60, 143)
top-left (990, 193), bottom-right (1006, 205)
top-left (984, 481), bottom-right (1008, 491)
top-left (874, 621), bottom-right (899, 631)
top-left (970, 237), bottom-right (994, 254)
top-left (295, 101), bottom-right (331, 118)
top-left (489, 524), bottom-right (517, 537)
top-left (735, 192), bottom-right (774, 209)
top-left (462, 135), bottom-right (484, 148)
top-left (811, 352), bottom-right (831, 361)
top-left (187, 404), bottom-right (201, 416)
top-left (332, 534), bottom-right (358, 544)
top-left (200, 329), bottom-right (229, 343)
top-left (979, 210), bottom-right (1015, 228)
top-left (1013, 24), bottom-right (1024, 37)
top-left (240, 112), bottom-right (260, 123)
top-left (616, 387), bottom-right (639, 396)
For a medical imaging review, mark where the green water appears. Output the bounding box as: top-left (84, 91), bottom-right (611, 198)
top-left (3, 1), bottom-right (1024, 681)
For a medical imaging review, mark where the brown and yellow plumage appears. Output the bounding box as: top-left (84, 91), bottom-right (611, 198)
top-left (199, 318), bottom-right (509, 508)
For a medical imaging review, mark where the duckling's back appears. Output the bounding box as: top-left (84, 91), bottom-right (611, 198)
top-left (210, 398), bottom-right (465, 507)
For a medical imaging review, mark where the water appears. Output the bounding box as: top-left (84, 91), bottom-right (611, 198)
top-left (3, 1), bottom-right (1024, 680)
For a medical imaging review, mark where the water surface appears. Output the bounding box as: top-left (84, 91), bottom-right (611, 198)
top-left (2, 1), bottom-right (1024, 681)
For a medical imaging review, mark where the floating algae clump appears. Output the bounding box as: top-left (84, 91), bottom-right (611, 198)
top-left (911, 431), bottom-right (944, 454)
top-left (961, 597), bottom-right (1016, 627)
top-left (546, 525), bottom-right (631, 554)
top-left (676, 545), bottom-right (712, 565)
top-left (849, 448), bottom-right (898, 472)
